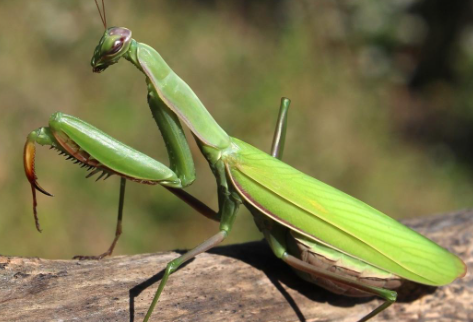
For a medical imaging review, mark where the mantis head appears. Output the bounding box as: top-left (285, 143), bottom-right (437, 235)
top-left (91, 27), bottom-right (132, 73)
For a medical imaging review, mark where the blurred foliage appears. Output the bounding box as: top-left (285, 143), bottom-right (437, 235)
top-left (0, 0), bottom-right (472, 259)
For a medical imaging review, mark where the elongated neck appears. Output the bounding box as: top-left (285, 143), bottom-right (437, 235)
top-left (124, 39), bottom-right (142, 72)
top-left (125, 39), bottom-right (230, 150)
top-left (123, 39), bottom-right (196, 186)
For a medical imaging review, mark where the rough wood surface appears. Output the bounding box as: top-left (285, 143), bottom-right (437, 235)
top-left (0, 210), bottom-right (471, 322)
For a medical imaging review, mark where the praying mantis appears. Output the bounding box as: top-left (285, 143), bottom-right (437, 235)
top-left (23, 4), bottom-right (466, 322)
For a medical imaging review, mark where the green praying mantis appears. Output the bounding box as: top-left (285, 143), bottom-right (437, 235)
top-left (23, 4), bottom-right (466, 322)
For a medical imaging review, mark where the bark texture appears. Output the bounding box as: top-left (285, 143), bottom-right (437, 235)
top-left (0, 210), bottom-right (471, 322)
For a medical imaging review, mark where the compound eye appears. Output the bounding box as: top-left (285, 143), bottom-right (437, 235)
top-left (109, 39), bottom-right (123, 55)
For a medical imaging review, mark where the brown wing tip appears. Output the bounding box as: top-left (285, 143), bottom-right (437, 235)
top-left (458, 259), bottom-right (467, 278)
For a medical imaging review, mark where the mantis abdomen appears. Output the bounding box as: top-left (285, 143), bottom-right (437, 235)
top-left (288, 232), bottom-right (404, 297)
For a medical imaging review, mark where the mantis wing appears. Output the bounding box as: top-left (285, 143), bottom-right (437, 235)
top-left (225, 138), bottom-right (466, 286)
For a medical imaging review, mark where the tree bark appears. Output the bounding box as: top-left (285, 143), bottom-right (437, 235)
top-left (0, 210), bottom-right (471, 322)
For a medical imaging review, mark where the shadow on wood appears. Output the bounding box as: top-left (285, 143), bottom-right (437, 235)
top-left (0, 210), bottom-right (471, 322)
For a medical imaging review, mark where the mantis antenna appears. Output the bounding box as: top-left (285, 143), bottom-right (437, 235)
top-left (94, 0), bottom-right (107, 29)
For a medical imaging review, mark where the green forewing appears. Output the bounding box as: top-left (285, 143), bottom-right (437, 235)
top-left (226, 138), bottom-right (466, 286)
top-left (50, 113), bottom-right (178, 184)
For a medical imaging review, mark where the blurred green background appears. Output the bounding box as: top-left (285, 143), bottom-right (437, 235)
top-left (1, 0), bottom-right (472, 259)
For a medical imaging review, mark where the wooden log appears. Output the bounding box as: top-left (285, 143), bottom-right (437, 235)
top-left (0, 210), bottom-right (471, 322)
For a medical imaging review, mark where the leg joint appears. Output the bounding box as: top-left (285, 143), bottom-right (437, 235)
top-left (166, 261), bottom-right (179, 275)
